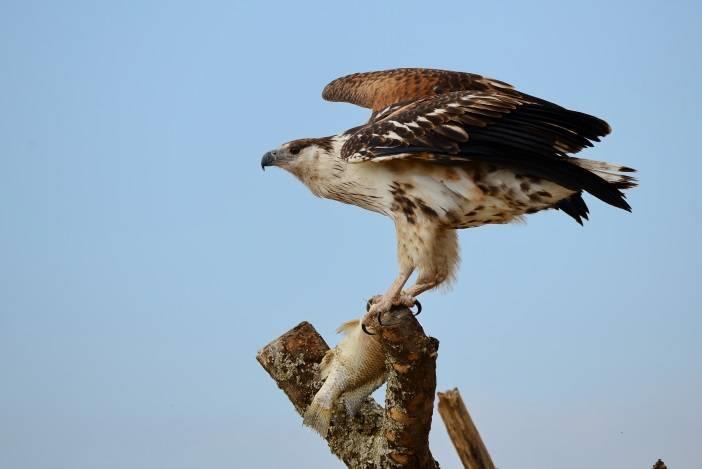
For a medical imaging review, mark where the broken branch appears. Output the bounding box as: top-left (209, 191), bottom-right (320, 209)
top-left (437, 388), bottom-right (495, 469)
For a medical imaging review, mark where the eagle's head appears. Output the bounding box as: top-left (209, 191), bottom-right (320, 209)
top-left (261, 137), bottom-right (336, 171)
top-left (261, 136), bottom-right (342, 194)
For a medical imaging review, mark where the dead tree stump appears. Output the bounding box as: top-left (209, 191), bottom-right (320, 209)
top-left (257, 307), bottom-right (439, 468)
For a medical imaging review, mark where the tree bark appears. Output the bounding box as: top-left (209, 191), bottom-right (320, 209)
top-left (437, 388), bottom-right (495, 469)
top-left (376, 307), bottom-right (439, 468)
top-left (256, 307), bottom-right (439, 468)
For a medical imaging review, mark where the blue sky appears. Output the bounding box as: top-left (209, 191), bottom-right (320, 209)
top-left (1, 1), bottom-right (700, 468)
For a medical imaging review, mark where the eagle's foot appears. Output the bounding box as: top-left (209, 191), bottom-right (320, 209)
top-left (361, 293), bottom-right (421, 335)
top-left (365, 292), bottom-right (416, 312)
top-left (361, 295), bottom-right (390, 335)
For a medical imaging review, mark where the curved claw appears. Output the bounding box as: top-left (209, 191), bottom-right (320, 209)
top-left (361, 323), bottom-right (375, 335)
top-left (411, 299), bottom-right (422, 316)
top-left (366, 298), bottom-right (373, 312)
top-left (376, 309), bottom-right (384, 327)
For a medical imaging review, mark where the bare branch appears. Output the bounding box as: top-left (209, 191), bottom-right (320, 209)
top-left (437, 388), bottom-right (495, 469)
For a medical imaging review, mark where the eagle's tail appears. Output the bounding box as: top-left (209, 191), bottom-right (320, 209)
top-left (554, 157), bottom-right (637, 224)
top-left (570, 157), bottom-right (638, 191)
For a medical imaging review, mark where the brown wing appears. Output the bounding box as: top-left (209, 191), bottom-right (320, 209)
top-left (340, 89), bottom-right (630, 211)
top-left (341, 90), bottom-right (534, 161)
top-left (322, 68), bottom-right (514, 112)
top-left (341, 90), bottom-right (611, 162)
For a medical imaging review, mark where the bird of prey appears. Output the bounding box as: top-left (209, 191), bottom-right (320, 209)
top-left (261, 68), bottom-right (636, 329)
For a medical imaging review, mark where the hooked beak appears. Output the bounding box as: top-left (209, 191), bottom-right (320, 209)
top-left (261, 150), bottom-right (277, 171)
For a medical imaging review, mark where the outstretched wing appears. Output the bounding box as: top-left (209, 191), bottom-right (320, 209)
top-left (322, 68), bottom-right (513, 114)
top-left (340, 89), bottom-right (630, 210)
top-left (341, 89), bottom-right (610, 162)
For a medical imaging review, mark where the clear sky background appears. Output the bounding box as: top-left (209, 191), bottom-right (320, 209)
top-left (1, 1), bottom-right (700, 468)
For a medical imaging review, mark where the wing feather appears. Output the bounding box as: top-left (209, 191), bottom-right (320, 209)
top-left (341, 90), bottom-right (610, 161)
top-left (340, 89), bottom-right (629, 210)
top-left (323, 68), bottom-right (513, 112)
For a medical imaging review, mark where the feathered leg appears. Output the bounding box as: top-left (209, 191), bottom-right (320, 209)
top-left (362, 220), bottom-right (427, 330)
top-left (406, 227), bottom-right (458, 294)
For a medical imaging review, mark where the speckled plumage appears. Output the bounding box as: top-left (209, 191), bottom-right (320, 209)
top-left (262, 68), bottom-right (637, 317)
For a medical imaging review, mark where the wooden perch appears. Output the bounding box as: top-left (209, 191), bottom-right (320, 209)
top-left (437, 388), bottom-right (495, 469)
top-left (256, 307), bottom-right (439, 468)
top-left (378, 307), bottom-right (439, 468)
top-left (256, 317), bottom-right (666, 469)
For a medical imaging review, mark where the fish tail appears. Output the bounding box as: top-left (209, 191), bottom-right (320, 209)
top-left (303, 396), bottom-right (333, 437)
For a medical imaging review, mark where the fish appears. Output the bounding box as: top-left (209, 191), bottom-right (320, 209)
top-left (303, 318), bottom-right (387, 437)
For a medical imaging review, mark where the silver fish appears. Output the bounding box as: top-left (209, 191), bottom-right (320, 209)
top-left (303, 318), bottom-right (386, 436)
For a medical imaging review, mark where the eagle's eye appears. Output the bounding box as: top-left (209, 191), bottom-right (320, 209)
top-left (289, 145), bottom-right (301, 155)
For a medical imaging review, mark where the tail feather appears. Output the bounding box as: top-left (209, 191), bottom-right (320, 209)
top-left (544, 156), bottom-right (634, 212)
top-left (571, 157), bottom-right (638, 190)
top-left (553, 158), bottom-right (637, 223)
top-left (555, 192), bottom-right (590, 225)
top-left (451, 144), bottom-right (635, 212)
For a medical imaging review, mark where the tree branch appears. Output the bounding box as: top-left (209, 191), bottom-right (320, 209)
top-left (256, 307), bottom-right (439, 468)
top-left (437, 388), bottom-right (495, 469)
top-left (377, 307), bottom-right (439, 468)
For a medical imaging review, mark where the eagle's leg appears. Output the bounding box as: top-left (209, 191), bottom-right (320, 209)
top-left (402, 228), bottom-right (459, 301)
top-left (362, 222), bottom-right (456, 331)
top-left (403, 277), bottom-right (442, 298)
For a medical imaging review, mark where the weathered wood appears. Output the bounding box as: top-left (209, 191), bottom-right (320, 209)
top-left (257, 308), bottom-right (439, 468)
top-left (437, 388), bottom-right (495, 469)
top-left (257, 318), bottom-right (660, 469)
top-left (376, 307), bottom-right (440, 469)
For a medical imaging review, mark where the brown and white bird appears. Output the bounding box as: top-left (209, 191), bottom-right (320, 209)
top-left (261, 68), bottom-right (637, 329)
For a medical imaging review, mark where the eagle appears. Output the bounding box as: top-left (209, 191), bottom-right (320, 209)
top-left (261, 68), bottom-right (636, 330)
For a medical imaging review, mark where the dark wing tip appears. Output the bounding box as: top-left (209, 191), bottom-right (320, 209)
top-left (598, 118), bottom-right (612, 137)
